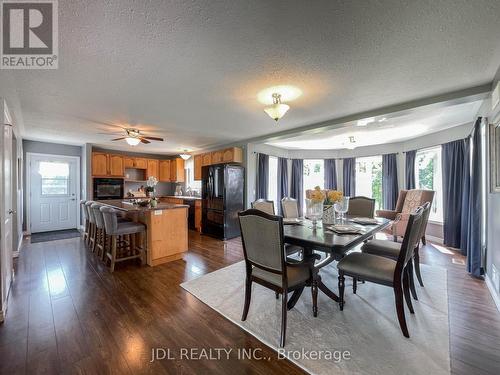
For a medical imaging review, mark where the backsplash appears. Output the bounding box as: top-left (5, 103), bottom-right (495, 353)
top-left (124, 181), bottom-right (178, 197)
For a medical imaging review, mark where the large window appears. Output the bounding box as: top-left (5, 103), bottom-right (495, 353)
top-left (415, 147), bottom-right (443, 222)
top-left (268, 156), bottom-right (278, 212)
top-left (355, 156), bottom-right (383, 210)
top-left (303, 159), bottom-right (324, 207)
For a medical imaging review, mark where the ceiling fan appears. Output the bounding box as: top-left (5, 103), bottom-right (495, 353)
top-left (111, 128), bottom-right (164, 146)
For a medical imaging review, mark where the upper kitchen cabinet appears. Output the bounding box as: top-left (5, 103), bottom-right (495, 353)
top-left (109, 155), bottom-right (124, 176)
top-left (222, 147), bottom-right (243, 163)
top-left (170, 158), bottom-right (185, 182)
top-left (134, 158), bottom-right (147, 169)
top-left (124, 157), bottom-right (134, 168)
top-left (202, 153), bottom-right (212, 166)
top-left (211, 150), bottom-right (223, 164)
top-left (146, 159), bottom-right (159, 179)
top-left (91, 152), bottom-right (124, 177)
top-left (159, 160), bottom-right (171, 182)
top-left (194, 154), bottom-right (202, 180)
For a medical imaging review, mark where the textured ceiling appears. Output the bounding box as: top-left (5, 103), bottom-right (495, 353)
top-left (3, 0), bottom-right (500, 153)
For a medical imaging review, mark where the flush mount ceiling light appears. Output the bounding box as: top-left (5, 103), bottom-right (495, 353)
top-left (179, 150), bottom-right (191, 160)
top-left (264, 93), bottom-right (290, 122)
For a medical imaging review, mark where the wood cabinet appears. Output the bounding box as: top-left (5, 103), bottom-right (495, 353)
top-left (195, 200), bottom-right (202, 232)
top-left (202, 153), bottom-right (212, 166)
top-left (146, 159), bottom-right (159, 179)
top-left (161, 197), bottom-right (184, 204)
top-left (124, 157), bottom-right (134, 168)
top-left (159, 160), bottom-right (171, 182)
top-left (91, 152), bottom-right (124, 177)
top-left (134, 158), bottom-right (147, 169)
top-left (211, 150), bottom-right (223, 164)
top-left (194, 154), bottom-right (203, 180)
top-left (222, 147), bottom-right (243, 163)
top-left (170, 158), bottom-right (185, 182)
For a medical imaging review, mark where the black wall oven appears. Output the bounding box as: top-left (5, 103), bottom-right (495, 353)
top-left (93, 178), bottom-right (124, 200)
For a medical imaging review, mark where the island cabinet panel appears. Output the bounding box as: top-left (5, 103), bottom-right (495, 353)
top-left (202, 153), bottom-right (212, 166)
top-left (162, 197), bottom-right (183, 204)
top-left (140, 207), bottom-right (189, 266)
top-left (91, 152), bottom-right (108, 176)
top-left (109, 155), bottom-right (124, 176)
top-left (211, 150), bottom-right (223, 164)
top-left (159, 160), bottom-right (171, 182)
top-left (170, 158), bottom-right (185, 182)
top-left (134, 158), bottom-right (147, 169)
top-left (195, 200), bottom-right (202, 232)
top-left (146, 159), bottom-right (159, 179)
top-left (194, 154), bottom-right (202, 180)
top-left (124, 157), bottom-right (134, 168)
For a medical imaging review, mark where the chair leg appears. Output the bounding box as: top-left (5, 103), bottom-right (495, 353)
top-left (394, 282), bottom-right (410, 338)
top-left (402, 268), bottom-right (415, 314)
top-left (311, 278), bottom-right (318, 317)
top-left (413, 247), bottom-right (424, 287)
top-left (352, 277), bottom-right (357, 294)
top-left (110, 235), bottom-right (117, 272)
top-left (338, 272), bottom-right (345, 311)
top-left (241, 277), bottom-right (252, 321)
top-left (421, 235), bottom-right (426, 245)
top-left (280, 289), bottom-right (287, 348)
top-left (407, 260), bottom-right (418, 300)
top-left (393, 235), bottom-right (398, 242)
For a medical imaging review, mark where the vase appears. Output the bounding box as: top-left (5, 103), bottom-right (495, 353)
top-left (322, 204), bottom-right (336, 225)
top-left (305, 199), bottom-right (323, 230)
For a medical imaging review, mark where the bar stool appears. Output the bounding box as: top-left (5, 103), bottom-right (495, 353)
top-left (91, 203), bottom-right (108, 260)
top-left (100, 206), bottom-right (147, 272)
top-left (85, 201), bottom-right (96, 250)
top-left (80, 200), bottom-right (89, 243)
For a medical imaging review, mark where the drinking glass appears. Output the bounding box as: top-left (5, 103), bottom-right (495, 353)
top-left (305, 199), bottom-right (324, 230)
top-left (334, 197), bottom-right (350, 223)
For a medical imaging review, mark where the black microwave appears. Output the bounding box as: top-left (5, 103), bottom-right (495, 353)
top-left (93, 178), bottom-right (124, 200)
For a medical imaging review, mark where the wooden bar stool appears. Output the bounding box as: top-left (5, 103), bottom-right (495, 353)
top-left (80, 200), bottom-right (89, 243)
top-left (85, 201), bottom-right (96, 250)
top-left (100, 206), bottom-right (147, 272)
top-left (91, 203), bottom-right (108, 260)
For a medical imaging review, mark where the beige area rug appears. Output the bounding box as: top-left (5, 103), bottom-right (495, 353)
top-left (181, 261), bottom-right (450, 375)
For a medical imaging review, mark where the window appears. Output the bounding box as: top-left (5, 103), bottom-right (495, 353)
top-left (303, 159), bottom-right (324, 207)
top-left (355, 156), bottom-right (383, 210)
top-left (184, 158), bottom-right (201, 192)
top-left (39, 161), bottom-right (70, 195)
top-left (268, 156), bottom-right (278, 211)
top-left (415, 147), bottom-right (443, 222)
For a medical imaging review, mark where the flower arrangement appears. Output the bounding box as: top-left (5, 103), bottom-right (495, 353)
top-left (309, 186), bottom-right (343, 205)
top-left (309, 186), bottom-right (326, 203)
top-left (145, 176), bottom-right (158, 196)
top-left (325, 190), bottom-right (343, 205)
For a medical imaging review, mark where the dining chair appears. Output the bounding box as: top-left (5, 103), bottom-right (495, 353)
top-left (337, 206), bottom-right (424, 338)
top-left (362, 202), bottom-right (432, 291)
top-left (347, 196), bottom-right (376, 218)
top-left (251, 199), bottom-right (275, 215)
top-left (281, 197), bottom-right (299, 218)
top-left (238, 209), bottom-right (319, 347)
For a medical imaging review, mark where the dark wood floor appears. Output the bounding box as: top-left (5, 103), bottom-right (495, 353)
top-left (1, 232), bottom-right (499, 374)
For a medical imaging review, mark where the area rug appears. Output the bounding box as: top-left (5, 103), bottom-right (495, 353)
top-left (30, 229), bottom-right (81, 243)
top-left (181, 261), bottom-right (450, 375)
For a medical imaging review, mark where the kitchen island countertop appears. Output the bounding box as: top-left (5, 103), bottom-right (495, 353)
top-left (98, 200), bottom-right (189, 212)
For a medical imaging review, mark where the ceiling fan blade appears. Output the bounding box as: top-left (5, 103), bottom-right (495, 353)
top-left (143, 136), bottom-right (164, 141)
top-left (140, 138), bottom-right (151, 144)
top-left (111, 137), bottom-right (126, 141)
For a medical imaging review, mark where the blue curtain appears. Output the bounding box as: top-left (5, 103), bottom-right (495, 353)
top-left (382, 153), bottom-right (399, 210)
top-left (324, 159), bottom-right (337, 190)
top-left (465, 118), bottom-right (483, 277)
top-left (405, 150), bottom-right (416, 189)
top-left (290, 159), bottom-right (303, 215)
top-left (342, 158), bottom-right (356, 196)
top-left (442, 139), bottom-right (468, 249)
top-left (256, 153), bottom-right (268, 200)
top-left (277, 157), bottom-right (289, 214)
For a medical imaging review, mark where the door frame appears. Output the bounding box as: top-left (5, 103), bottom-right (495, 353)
top-left (26, 152), bottom-right (80, 235)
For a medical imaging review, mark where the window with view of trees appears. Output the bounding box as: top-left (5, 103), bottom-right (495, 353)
top-left (415, 147), bottom-right (443, 222)
top-left (355, 156), bottom-right (383, 210)
top-left (303, 159), bottom-right (324, 208)
top-left (268, 156), bottom-right (278, 212)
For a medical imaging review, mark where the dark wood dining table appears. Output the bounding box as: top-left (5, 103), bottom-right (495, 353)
top-left (283, 217), bottom-right (391, 313)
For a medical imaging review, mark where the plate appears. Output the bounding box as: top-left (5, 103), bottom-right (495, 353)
top-left (328, 225), bottom-right (363, 234)
top-left (351, 217), bottom-right (379, 225)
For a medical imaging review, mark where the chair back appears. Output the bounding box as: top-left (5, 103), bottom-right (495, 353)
top-left (397, 206), bottom-right (424, 270)
top-left (85, 201), bottom-right (95, 223)
top-left (91, 203), bottom-right (105, 229)
top-left (347, 196), bottom-right (376, 218)
top-left (238, 209), bottom-right (285, 273)
top-left (251, 199), bottom-right (275, 215)
top-left (281, 197), bottom-right (299, 218)
top-left (418, 201), bottom-right (432, 240)
top-left (401, 190), bottom-right (435, 214)
top-left (81, 200), bottom-right (88, 220)
top-left (100, 206), bottom-right (119, 235)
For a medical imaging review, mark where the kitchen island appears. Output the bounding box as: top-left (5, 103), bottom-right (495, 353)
top-left (99, 200), bottom-right (189, 266)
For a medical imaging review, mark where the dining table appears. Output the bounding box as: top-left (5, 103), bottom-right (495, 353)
top-left (283, 217), bottom-right (391, 315)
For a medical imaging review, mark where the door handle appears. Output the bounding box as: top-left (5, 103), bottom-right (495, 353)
top-left (70, 198), bottom-right (76, 201)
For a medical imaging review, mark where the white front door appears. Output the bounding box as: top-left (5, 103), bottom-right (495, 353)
top-left (29, 155), bottom-right (78, 233)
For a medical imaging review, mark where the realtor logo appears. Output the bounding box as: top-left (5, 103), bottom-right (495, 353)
top-left (1, 0), bottom-right (58, 69)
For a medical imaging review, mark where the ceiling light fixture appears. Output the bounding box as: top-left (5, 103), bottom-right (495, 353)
top-left (125, 136), bottom-right (141, 146)
top-left (179, 150), bottom-right (191, 160)
top-left (264, 93), bottom-right (290, 122)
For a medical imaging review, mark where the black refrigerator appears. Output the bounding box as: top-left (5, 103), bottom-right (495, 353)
top-left (202, 164), bottom-right (244, 240)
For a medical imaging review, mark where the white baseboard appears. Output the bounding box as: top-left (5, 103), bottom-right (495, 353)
top-left (485, 274), bottom-right (500, 312)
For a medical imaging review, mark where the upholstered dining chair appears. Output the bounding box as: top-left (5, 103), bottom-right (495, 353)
top-left (376, 189), bottom-right (434, 244)
top-left (251, 199), bottom-right (275, 215)
top-left (238, 209), bottom-right (319, 347)
top-left (337, 206), bottom-right (424, 338)
top-left (347, 196), bottom-right (376, 218)
top-left (363, 202), bottom-right (431, 292)
top-left (281, 197), bottom-right (299, 219)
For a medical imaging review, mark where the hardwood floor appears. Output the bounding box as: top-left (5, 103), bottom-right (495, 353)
top-left (1, 231), bottom-right (499, 374)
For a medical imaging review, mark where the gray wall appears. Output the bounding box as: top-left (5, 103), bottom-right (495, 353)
top-left (22, 140), bottom-right (84, 230)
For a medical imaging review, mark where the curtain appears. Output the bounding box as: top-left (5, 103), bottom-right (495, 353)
top-left (290, 159), bottom-right (303, 215)
top-left (405, 150), bottom-right (416, 189)
top-left (342, 158), bottom-right (356, 196)
top-left (442, 139), bottom-right (468, 249)
top-left (324, 159), bottom-right (338, 190)
top-left (256, 153), bottom-right (268, 200)
top-left (382, 153), bottom-right (399, 210)
top-left (465, 118), bottom-right (483, 277)
top-left (277, 157), bottom-right (289, 214)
